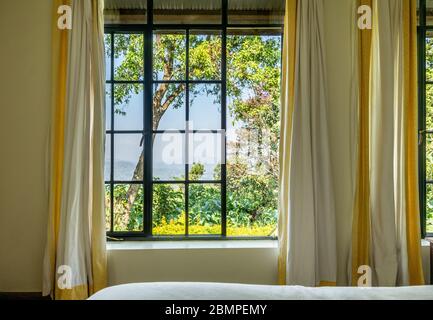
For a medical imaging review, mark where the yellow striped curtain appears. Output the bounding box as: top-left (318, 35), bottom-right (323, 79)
top-left (350, 0), bottom-right (424, 286)
top-left (43, 0), bottom-right (107, 300)
top-left (280, 0), bottom-right (425, 287)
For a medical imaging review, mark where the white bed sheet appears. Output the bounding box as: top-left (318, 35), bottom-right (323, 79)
top-left (88, 282), bottom-right (433, 300)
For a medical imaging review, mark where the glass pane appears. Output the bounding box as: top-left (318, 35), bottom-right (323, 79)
top-left (188, 133), bottom-right (223, 181)
top-left (114, 134), bottom-right (143, 181)
top-left (105, 184), bottom-right (111, 231)
top-left (153, 184), bottom-right (185, 235)
top-left (427, 85), bottom-right (433, 130)
top-left (153, 83), bottom-right (186, 131)
top-left (427, 184), bottom-right (433, 234)
top-left (153, 0), bottom-right (221, 24)
top-left (427, 135), bottom-right (433, 181)
top-left (105, 33), bottom-right (111, 80)
top-left (113, 34), bottom-right (143, 81)
top-left (153, 31), bottom-right (186, 81)
top-left (104, 135), bottom-right (111, 182)
top-left (226, 32), bottom-right (281, 237)
top-left (113, 84), bottom-right (143, 131)
top-left (153, 133), bottom-right (185, 181)
top-left (106, 87), bottom-right (112, 131)
top-left (188, 184), bottom-right (221, 235)
top-left (228, 0), bottom-right (285, 25)
top-left (189, 31), bottom-right (221, 81)
top-left (226, 127), bottom-right (279, 237)
top-left (113, 184), bottom-right (143, 231)
top-left (190, 84), bottom-right (221, 130)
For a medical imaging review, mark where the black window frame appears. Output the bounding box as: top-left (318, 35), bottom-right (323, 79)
top-left (418, 0), bottom-right (433, 238)
top-left (104, 0), bottom-right (284, 241)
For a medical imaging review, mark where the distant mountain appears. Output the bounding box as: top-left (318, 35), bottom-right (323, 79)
top-left (105, 160), bottom-right (134, 181)
top-left (105, 160), bottom-right (218, 182)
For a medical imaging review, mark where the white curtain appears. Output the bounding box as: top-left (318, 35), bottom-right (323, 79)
top-left (279, 0), bottom-right (337, 287)
top-left (369, 0), bottom-right (401, 286)
top-left (43, 0), bottom-right (107, 299)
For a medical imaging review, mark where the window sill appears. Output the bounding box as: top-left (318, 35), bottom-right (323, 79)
top-left (107, 240), bottom-right (278, 251)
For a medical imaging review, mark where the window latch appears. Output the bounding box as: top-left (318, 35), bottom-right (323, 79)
top-left (419, 130), bottom-right (427, 146)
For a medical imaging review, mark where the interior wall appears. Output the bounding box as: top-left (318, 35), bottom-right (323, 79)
top-left (0, 0), bottom-right (427, 292)
top-left (107, 244), bottom-right (279, 286)
top-left (0, 0), bottom-right (52, 292)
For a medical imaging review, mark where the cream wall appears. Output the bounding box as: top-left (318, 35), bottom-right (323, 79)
top-left (0, 0), bottom-right (427, 292)
top-left (107, 242), bottom-right (279, 286)
top-left (0, 0), bottom-right (52, 291)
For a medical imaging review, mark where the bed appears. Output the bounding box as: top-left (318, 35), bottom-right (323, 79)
top-left (88, 282), bottom-right (433, 300)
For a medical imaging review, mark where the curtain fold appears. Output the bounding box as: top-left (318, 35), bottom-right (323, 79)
top-left (278, 0), bottom-right (297, 286)
top-left (402, 0), bottom-right (425, 286)
top-left (43, 0), bottom-right (107, 300)
top-left (350, 0), bottom-right (424, 286)
top-left (369, 0), bottom-right (400, 286)
top-left (350, 0), bottom-right (372, 286)
top-left (278, 0), bottom-right (337, 287)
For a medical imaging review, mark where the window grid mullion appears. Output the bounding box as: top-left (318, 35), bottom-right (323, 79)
top-left (185, 28), bottom-right (190, 236)
top-left (106, 80), bottom-right (145, 84)
top-left (110, 32), bottom-right (115, 234)
top-left (420, 0), bottom-right (429, 237)
top-left (144, 0), bottom-right (153, 236)
top-left (221, 0), bottom-right (228, 237)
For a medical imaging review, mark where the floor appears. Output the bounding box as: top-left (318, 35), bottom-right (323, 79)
top-left (0, 292), bottom-right (51, 300)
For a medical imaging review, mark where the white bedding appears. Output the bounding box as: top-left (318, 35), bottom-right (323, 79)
top-left (89, 282), bottom-right (433, 300)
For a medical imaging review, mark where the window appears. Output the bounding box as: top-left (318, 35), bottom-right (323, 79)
top-left (419, 0), bottom-right (433, 237)
top-left (104, 0), bottom-right (284, 240)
